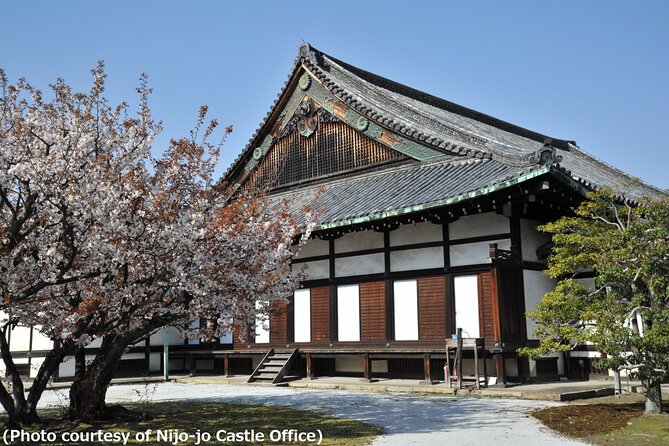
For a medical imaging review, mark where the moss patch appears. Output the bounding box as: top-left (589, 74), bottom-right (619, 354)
top-left (532, 398), bottom-right (669, 446)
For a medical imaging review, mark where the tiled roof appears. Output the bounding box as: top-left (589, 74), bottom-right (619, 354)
top-left (275, 156), bottom-right (548, 229)
top-left (297, 44), bottom-right (665, 198)
top-left (226, 43), bottom-right (666, 229)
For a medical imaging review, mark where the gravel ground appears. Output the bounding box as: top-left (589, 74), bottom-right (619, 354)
top-left (36, 382), bottom-right (588, 446)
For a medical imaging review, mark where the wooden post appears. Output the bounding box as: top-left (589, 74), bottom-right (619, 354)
top-left (421, 353), bottom-right (432, 384)
top-left (483, 348), bottom-right (488, 388)
top-left (445, 346), bottom-right (451, 387)
top-left (495, 352), bottom-right (506, 385)
top-left (474, 343), bottom-right (480, 389)
top-left (456, 328), bottom-right (463, 390)
top-left (306, 353), bottom-right (314, 380)
top-left (224, 353), bottom-right (230, 377)
top-left (362, 353), bottom-right (372, 382)
top-left (189, 354), bottom-right (196, 377)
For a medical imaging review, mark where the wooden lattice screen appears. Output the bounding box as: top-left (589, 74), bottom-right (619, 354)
top-left (244, 120), bottom-right (405, 191)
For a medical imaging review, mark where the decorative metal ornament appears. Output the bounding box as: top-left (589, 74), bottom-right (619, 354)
top-left (355, 116), bottom-right (369, 132)
top-left (295, 97), bottom-right (318, 137)
top-left (529, 143), bottom-right (563, 166)
top-left (298, 73), bottom-right (312, 91)
top-left (253, 147), bottom-right (264, 160)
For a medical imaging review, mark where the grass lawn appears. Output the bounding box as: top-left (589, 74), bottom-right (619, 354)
top-left (1, 401), bottom-right (384, 445)
top-left (532, 394), bottom-right (669, 446)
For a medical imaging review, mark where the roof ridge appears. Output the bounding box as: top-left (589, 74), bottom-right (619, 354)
top-left (304, 43), bottom-right (574, 152)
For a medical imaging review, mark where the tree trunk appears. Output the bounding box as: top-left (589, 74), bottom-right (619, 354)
top-left (644, 377), bottom-right (663, 414)
top-left (0, 327), bottom-right (28, 425)
top-left (69, 335), bottom-right (129, 421)
top-left (22, 342), bottom-right (69, 423)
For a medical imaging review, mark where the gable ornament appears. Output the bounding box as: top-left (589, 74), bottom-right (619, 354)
top-left (295, 97), bottom-right (318, 137)
top-left (529, 139), bottom-right (563, 166)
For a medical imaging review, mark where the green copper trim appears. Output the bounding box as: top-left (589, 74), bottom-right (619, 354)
top-left (317, 165), bottom-right (554, 230)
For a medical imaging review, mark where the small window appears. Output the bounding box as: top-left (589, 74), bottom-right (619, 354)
top-left (393, 280), bottom-right (419, 340)
top-left (337, 285), bottom-right (360, 341)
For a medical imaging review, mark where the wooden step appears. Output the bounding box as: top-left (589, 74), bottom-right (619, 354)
top-left (247, 348), bottom-right (300, 385)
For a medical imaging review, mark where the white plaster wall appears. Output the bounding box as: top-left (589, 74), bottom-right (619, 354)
top-left (449, 213), bottom-right (509, 240)
top-left (337, 285), bottom-right (360, 342)
top-left (523, 270), bottom-right (557, 340)
top-left (58, 353), bottom-right (144, 378)
top-left (294, 289), bottom-right (311, 343)
top-left (390, 247), bottom-right (443, 272)
top-left (149, 326), bottom-right (184, 346)
top-left (520, 219), bottom-right (552, 262)
top-left (393, 280), bottom-right (419, 341)
top-left (149, 352), bottom-right (162, 371)
top-left (389, 222), bottom-right (442, 246)
top-left (295, 237), bottom-right (329, 258)
top-left (301, 259), bottom-right (330, 280)
top-left (505, 358), bottom-right (519, 377)
top-left (9, 326), bottom-right (31, 351)
top-left (29, 357), bottom-right (45, 378)
top-left (450, 239), bottom-right (511, 267)
top-left (31, 329), bottom-right (53, 351)
top-left (335, 356), bottom-right (363, 373)
top-left (187, 319), bottom-right (200, 345)
top-left (373, 360), bottom-right (389, 373)
top-left (335, 230), bottom-right (383, 254)
top-left (335, 253), bottom-right (384, 277)
top-left (87, 337), bottom-right (103, 348)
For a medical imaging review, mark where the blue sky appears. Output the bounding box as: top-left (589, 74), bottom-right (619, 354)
top-left (1, 1), bottom-right (667, 188)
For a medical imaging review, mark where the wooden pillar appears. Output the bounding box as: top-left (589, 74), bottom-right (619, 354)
top-left (495, 352), bottom-right (506, 385)
top-left (456, 328), bottom-right (463, 390)
top-left (224, 354), bottom-right (230, 377)
top-left (474, 345), bottom-right (480, 389)
top-left (362, 353), bottom-right (372, 382)
top-left (421, 353), bottom-right (432, 383)
top-left (144, 338), bottom-right (151, 376)
top-left (306, 353), bottom-right (314, 380)
top-left (189, 354), bottom-right (196, 377)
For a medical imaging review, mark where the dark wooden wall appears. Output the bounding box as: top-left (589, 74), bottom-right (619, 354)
top-left (417, 276), bottom-right (449, 340)
top-left (270, 300), bottom-right (288, 343)
top-left (360, 281), bottom-right (386, 341)
top-left (477, 272), bottom-right (497, 341)
top-left (311, 286), bottom-right (331, 342)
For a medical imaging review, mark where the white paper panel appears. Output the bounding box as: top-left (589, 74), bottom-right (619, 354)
top-left (337, 285), bottom-right (360, 341)
top-left (255, 300), bottom-right (270, 344)
top-left (393, 280), bottom-right (419, 340)
top-left (449, 213), bottom-right (509, 240)
top-left (454, 275), bottom-right (480, 338)
top-left (294, 289), bottom-right (311, 342)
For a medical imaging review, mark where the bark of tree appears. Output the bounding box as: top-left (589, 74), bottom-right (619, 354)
top-left (69, 335), bottom-right (131, 421)
top-left (644, 377), bottom-right (663, 414)
top-left (0, 329), bottom-right (67, 426)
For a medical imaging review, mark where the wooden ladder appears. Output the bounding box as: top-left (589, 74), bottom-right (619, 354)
top-left (247, 349), bottom-right (299, 385)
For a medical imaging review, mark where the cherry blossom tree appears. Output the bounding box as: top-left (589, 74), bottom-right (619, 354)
top-left (0, 65), bottom-right (309, 424)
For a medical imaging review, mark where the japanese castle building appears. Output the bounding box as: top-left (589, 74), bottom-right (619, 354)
top-left (7, 44), bottom-right (665, 384)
